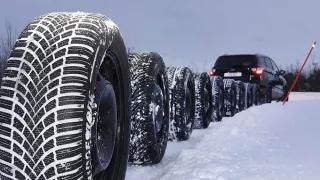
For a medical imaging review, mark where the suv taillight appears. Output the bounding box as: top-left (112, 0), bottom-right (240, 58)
top-left (251, 67), bottom-right (264, 76)
top-left (209, 69), bottom-right (215, 76)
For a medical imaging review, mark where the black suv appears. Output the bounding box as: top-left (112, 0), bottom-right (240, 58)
top-left (210, 54), bottom-right (288, 103)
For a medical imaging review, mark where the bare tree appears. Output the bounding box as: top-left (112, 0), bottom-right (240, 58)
top-left (203, 58), bottom-right (208, 72)
top-left (0, 21), bottom-right (17, 61)
top-left (0, 21), bottom-right (18, 80)
top-left (190, 61), bottom-right (198, 73)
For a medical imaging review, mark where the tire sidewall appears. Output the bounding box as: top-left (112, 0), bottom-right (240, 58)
top-left (99, 32), bottom-right (131, 180)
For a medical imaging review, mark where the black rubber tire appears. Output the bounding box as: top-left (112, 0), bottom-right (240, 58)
top-left (244, 83), bottom-right (253, 109)
top-left (211, 76), bottom-right (224, 122)
top-left (0, 12), bottom-right (131, 180)
top-left (252, 84), bottom-right (260, 106)
top-left (128, 52), bottom-right (169, 165)
top-left (166, 66), bottom-right (195, 141)
top-left (235, 81), bottom-right (245, 113)
top-left (193, 72), bottom-right (213, 129)
top-left (223, 79), bottom-right (237, 117)
top-left (266, 84), bottom-right (272, 103)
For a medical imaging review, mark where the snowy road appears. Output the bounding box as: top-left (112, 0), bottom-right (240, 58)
top-left (126, 92), bottom-right (320, 180)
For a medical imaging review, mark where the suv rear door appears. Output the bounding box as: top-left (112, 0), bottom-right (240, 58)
top-left (262, 57), bottom-right (274, 89)
top-left (264, 57), bottom-right (282, 99)
top-left (213, 55), bottom-right (258, 83)
top-left (270, 59), bottom-right (285, 98)
top-left (257, 56), bottom-right (268, 87)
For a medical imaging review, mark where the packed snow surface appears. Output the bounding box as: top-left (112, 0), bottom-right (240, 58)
top-left (126, 92), bottom-right (320, 180)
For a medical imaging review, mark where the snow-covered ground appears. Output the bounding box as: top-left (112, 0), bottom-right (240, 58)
top-left (126, 92), bottom-right (320, 180)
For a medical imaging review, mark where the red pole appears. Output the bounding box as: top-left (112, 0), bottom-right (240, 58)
top-left (283, 41), bottom-right (317, 105)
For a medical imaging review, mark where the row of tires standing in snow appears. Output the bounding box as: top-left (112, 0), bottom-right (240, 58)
top-left (0, 12), bottom-right (261, 180)
top-left (127, 52), bottom-right (262, 167)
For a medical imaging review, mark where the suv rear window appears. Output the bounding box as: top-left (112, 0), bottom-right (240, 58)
top-left (214, 55), bottom-right (257, 69)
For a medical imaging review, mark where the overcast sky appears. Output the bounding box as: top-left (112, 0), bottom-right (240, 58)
top-left (0, 0), bottom-right (319, 71)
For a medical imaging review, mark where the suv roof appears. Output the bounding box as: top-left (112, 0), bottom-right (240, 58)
top-left (213, 53), bottom-right (270, 69)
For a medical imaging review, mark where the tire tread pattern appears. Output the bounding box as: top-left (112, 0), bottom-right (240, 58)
top-left (193, 72), bottom-right (212, 129)
top-left (0, 12), bottom-right (120, 180)
top-left (235, 81), bottom-right (245, 112)
top-left (211, 76), bottom-right (224, 122)
top-left (244, 83), bottom-right (253, 109)
top-left (223, 79), bottom-right (236, 116)
top-left (167, 67), bottom-right (195, 141)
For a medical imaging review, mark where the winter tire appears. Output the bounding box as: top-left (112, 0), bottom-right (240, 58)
top-left (193, 72), bottom-right (213, 129)
top-left (235, 81), bottom-right (245, 113)
top-left (266, 84), bottom-right (272, 103)
top-left (223, 79), bottom-right (237, 117)
top-left (210, 76), bottom-right (224, 122)
top-left (0, 12), bottom-right (131, 180)
top-left (128, 52), bottom-right (169, 165)
top-left (252, 84), bottom-right (260, 106)
top-left (167, 67), bottom-right (195, 141)
top-left (244, 83), bottom-right (253, 109)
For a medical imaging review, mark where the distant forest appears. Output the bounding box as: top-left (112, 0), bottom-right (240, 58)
top-left (283, 60), bottom-right (320, 92)
top-left (1, 21), bottom-right (319, 92)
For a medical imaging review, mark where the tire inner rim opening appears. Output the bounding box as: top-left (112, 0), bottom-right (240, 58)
top-left (152, 83), bottom-right (164, 135)
top-left (92, 73), bottom-right (117, 175)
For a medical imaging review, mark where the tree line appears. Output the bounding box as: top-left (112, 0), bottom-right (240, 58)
top-left (1, 21), bottom-right (319, 92)
top-left (283, 59), bottom-right (320, 92)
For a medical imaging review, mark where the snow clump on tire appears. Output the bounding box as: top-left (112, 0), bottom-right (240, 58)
top-left (128, 52), bottom-right (169, 165)
top-left (0, 12), bottom-right (131, 180)
top-left (166, 66), bottom-right (195, 141)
